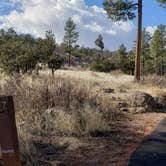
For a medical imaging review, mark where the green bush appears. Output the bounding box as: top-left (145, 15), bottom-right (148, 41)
top-left (48, 55), bottom-right (64, 76)
top-left (90, 58), bottom-right (116, 72)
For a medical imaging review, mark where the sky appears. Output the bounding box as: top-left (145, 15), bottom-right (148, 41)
top-left (0, 0), bottom-right (165, 50)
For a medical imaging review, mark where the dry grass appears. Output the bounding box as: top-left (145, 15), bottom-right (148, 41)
top-left (0, 69), bottom-right (166, 165)
top-left (40, 69), bottom-right (166, 92)
top-left (0, 72), bottom-right (119, 165)
top-left (0, 69), bottom-right (165, 137)
top-left (141, 75), bottom-right (166, 88)
top-left (19, 106), bottom-right (110, 137)
top-left (0, 72), bottom-right (120, 137)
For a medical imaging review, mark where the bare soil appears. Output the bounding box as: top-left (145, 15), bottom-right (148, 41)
top-left (26, 113), bottom-right (166, 166)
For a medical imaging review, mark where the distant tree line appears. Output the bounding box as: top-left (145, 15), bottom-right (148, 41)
top-left (0, 28), bottom-right (64, 76)
top-left (0, 18), bottom-right (165, 77)
top-left (90, 25), bottom-right (166, 76)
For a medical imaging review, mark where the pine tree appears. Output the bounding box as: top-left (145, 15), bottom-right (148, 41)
top-left (44, 31), bottom-right (63, 77)
top-left (95, 34), bottom-right (104, 50)
top-left (157, 0), bottom-right (166, 8)
top-left (0, 28), bottom-right (38, 75)
top-left (63, 17), bottom-right (79, 66)
top-left (116, 44), bottom-right (127, 71)
top-left (141, 29), bottom-right (151, 75)
top-left (103, 0), bottom-right (166, 80)
top-left (124, 50), bottom-right (135, 75)
top-left (150, 25), bottom-right (166, 75)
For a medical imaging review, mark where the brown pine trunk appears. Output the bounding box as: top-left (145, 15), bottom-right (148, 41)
top-left (68, 53), bottom-right (71, 67)
top-left (134, 0), bottom-right (142, 81)
top-left (51, 68), bottom-right (54, 79)
top-left (161, 55), bottom-right (164, 76)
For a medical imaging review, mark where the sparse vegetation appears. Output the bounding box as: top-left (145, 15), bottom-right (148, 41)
top-left (0, 1), bottom-right (165, 165)
top-left (0, 70), bottom-right (166, 165)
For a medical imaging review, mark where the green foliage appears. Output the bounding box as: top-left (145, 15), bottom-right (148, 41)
top-left (90, 57), bottom-right (116, 72)
top-left (115, 44), bottom-right (127, 71)
top-left (103, 0), bottom-right (137, 22)
top-left (48, 54), bottom-right (64, 76)
top-left (0, 28), bottom-right (63, 76)
top-left (63, 18), bottom-right (79, 48)
top-left (103, 0), bottom-right (165, 26)
top-left (150, 25), bottom-right (166, 75)
top-left (0, 23), bottom-right (165, 77)
top-left (63, 17), bottom-right (79, 66)
top-left (157, 0), bottom-right (166, 8)
top-left (123, 50), bottom-right (135, 75)
top-left (42, 31), bottom-right (63, 75)
top-left (0, 28), bottom-right (38, 75)
top-left (44, 30), bottom-right (56, 60)
top-left (95, 34), bottom-right (104, 50)
top-left (141, 29), bottom-right (152, 75)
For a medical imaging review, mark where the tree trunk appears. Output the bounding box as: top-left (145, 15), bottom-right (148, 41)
top-left (68, 53), bottom-right (71, 67)
top-left (155, 56), bottom-right (158, 75)
top-left (142, 58), bottom-right (145, 76)
top-left (161, 55), bottom-right (164, 76)
top-left (51, 68), bottom-right (54, 78)
top-left (134, 0), bottom-right (142, 81)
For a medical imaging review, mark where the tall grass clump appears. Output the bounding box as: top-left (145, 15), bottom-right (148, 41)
top-left (0, 74), bottom-right (119, 137)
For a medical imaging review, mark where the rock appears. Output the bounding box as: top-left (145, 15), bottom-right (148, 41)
top-left (119, 89), bottom-right (127, 93)
top-left (103, 88), bottom-right (114, 93)
top-left (109, 91), bottom-right (160, 113)
top-left (129, 91), bottom-right (157, 109)
top-left (154, 95), bottom-right (166, 111)
top-left (127, 107), bottom-right (148, 113)
top-left (155, 95), bottom-right (166, 107)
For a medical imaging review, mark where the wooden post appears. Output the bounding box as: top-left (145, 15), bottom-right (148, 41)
top-left (0, 96), bottom-right (21, 166)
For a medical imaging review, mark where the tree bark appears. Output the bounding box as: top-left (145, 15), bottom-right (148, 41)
top-left (134, 0), bottom-right (142, 81)
top-left (51, 68), bottom-right (54, 79)
top-left (68, 53), bottom-right (71, 67)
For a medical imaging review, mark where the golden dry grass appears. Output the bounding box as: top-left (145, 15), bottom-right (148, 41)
top-left (0, 69), bottom-right (166, 165)
top-left (39, 69), bottom-right (166, 93)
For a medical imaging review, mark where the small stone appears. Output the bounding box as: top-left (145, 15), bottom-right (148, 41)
top-left (103, 88), bottom-right (115, 93)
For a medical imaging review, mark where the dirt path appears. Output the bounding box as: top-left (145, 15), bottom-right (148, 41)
top-left (128, 118), bottom-right (166, 166)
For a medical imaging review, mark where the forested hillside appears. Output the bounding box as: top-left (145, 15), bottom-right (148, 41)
top-left (0, 24), bottom-right (165, 76)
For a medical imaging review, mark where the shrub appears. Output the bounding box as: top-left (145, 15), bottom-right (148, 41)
top-left (48, 55), bottom-right (64, 76)
top-left (90, 58), bottom-right (116, 72)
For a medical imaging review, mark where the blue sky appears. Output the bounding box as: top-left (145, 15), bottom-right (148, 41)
top-left (1, 0), bottom-right (165, 28)
top-left (0, 0), bottom-right (165, 50)
top-left (0, 0), bottom-right (14, 15)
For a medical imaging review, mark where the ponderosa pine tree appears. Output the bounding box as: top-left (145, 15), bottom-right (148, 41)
top-left (124, 50), bottom-right (135, 75)
top-left (150, 25), bottom-right (166, 75)
top-left (103, 0), bottom-right (166, 80)
top-left (157, 0), bottom-right (166, 8)
top-left (0, 28), bottom-right (38, 75)
top-left (141, 28), bottom-right (151, 75)
top-left (44, 31), bottom-right (63, 77)
top-left (116, 44), bottom-right (127, 71)
top-left (63, 17), bottom-right (79, 66)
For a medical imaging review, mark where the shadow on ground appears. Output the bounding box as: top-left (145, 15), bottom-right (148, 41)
top-left (128, 117), bottom-right (166, 166)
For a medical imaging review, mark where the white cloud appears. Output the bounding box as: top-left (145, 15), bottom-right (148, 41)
top-left (146, 26), bottom-right (157, 35)
top-left (0, 0), bottom-right (136, 50)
